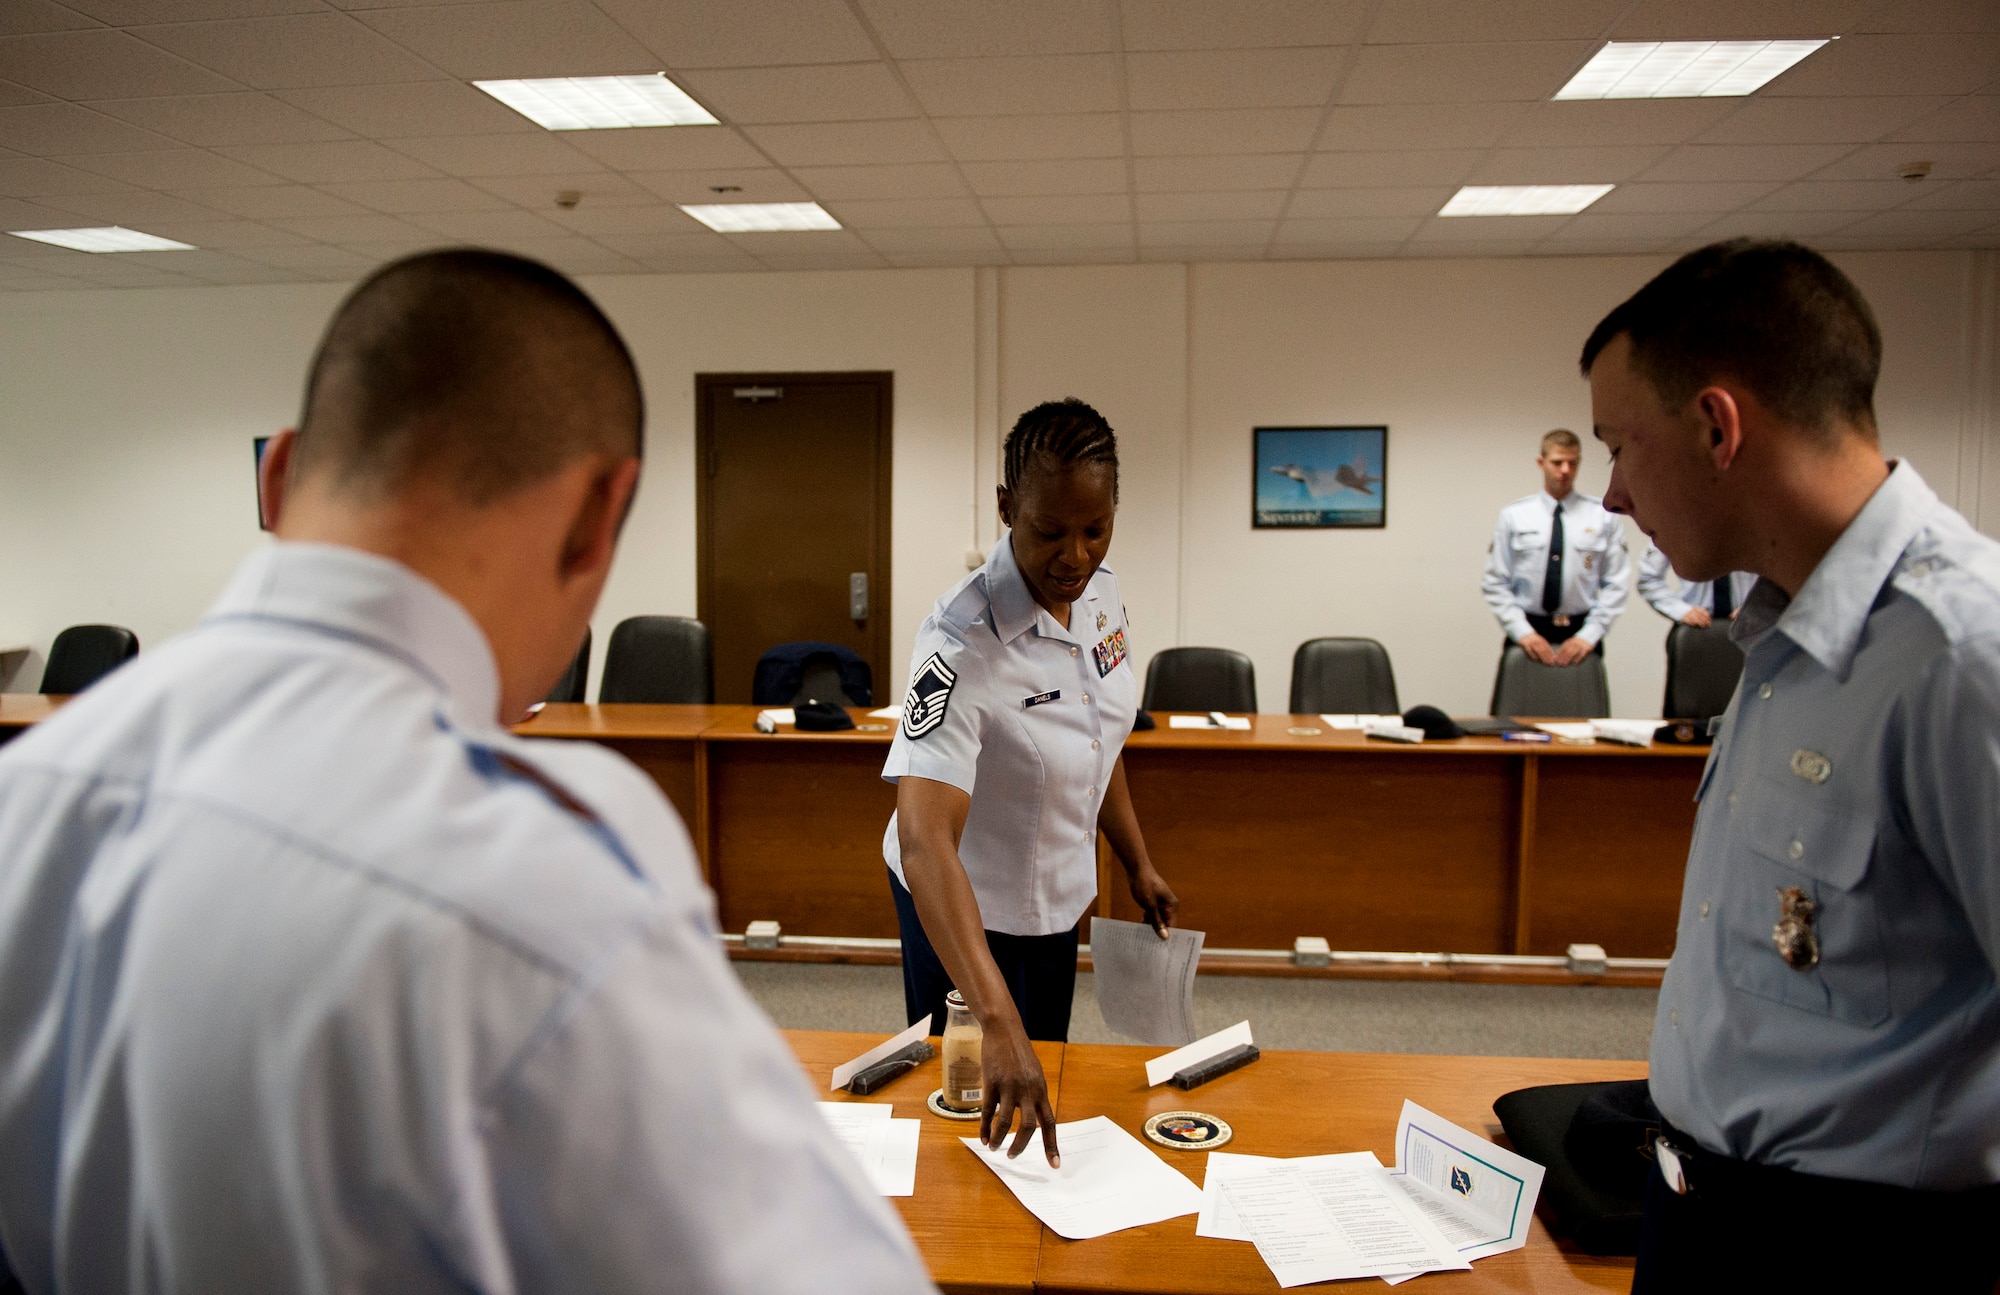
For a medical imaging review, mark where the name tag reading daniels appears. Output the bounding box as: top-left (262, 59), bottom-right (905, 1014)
top-left (1023, 689), bottom-right (1061, 708)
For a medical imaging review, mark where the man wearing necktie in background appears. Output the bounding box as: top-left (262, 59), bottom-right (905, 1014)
top-left (1636, 543), bottom-right (1754, 627)
top-left (1481, 428), bottom-right (1631, 666)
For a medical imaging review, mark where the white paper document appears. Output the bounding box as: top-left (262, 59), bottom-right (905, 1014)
top-left (868, 706), bottom-right (901, 719)
top-left (1218, 1153), bottom-right (1470, 1288)
top-left (1168, 714), bottom-right (1252, 730)
top-left (830, 1014), bottom-right (932, 1090)
top-left (1321, 714), bottom-right (1396, 730)
top-left (1589, 718), bottom-right (1661, 747)
top-left (1145, 1020), bottom-right (1253, 1086)
top-left (1089, 916), bottom-right (1204, 1046)
top-left (962, 1115), bottom-right (1202, 1239)
top-left (817, 1102), bottom-right (921, 1197)
top-left (1384, 1101), bottom-right (1545, 1263)
top-left (1532, 721), bottom-right (1596, 743)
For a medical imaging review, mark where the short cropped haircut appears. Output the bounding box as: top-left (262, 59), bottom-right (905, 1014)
top-left (1580, 239), bottom-right (1881, 438)
top-left (293, 248), bottom-right (643, 505)
top-left (1004, 398), bottom-right (1120, 500)
top-left (1541, 428), bottom-right (1581, 455)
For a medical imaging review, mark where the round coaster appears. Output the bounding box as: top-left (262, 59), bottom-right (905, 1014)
top-left (1287, 726), bottom-right (1323, 736)
top-left (926, 1088), bottom-right (981, 1120)
top-left (1144, 1110), bottom-right (1233, 1151)
top-left (857, 723), bottom-right (889, 731)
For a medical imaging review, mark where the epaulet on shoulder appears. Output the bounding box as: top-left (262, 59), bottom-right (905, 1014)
top-left (936, 572), bottom-right (990, 637)
top-left (1895, 525), bottom-right (2000, 648)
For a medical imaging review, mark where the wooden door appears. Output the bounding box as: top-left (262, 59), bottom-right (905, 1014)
top-left (696, 372), bottom-right (893, 705)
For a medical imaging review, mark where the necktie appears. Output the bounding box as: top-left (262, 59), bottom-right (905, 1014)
top-left (1712, 574), bottom-right (1734, 620)
top-left (1541, 504), bottom-right (1565, 615)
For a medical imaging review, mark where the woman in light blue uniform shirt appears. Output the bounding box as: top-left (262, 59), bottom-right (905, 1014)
top-left (882, 398), bottom-right (1177, 1165)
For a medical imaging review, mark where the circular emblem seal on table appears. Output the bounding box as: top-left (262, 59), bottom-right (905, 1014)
top-left (926, 1088), bottom-right (982, 1120)
top-left (1287, 726), bottom-right (1322, 736)
top-left (1143, 1111), bottom-right (1232, 1151)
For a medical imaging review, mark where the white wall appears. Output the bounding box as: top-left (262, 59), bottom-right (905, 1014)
top-left (4, 250), bottom-right (1996, 715)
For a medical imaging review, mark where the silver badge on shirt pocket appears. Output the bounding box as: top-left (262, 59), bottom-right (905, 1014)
top-left (1773, 886), bottom-right (1820, 970)
top-left (1790, 749), bottom-right (1831, 784)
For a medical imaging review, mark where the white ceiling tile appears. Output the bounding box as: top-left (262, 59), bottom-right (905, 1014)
top-left (933, 113), bottom-right (1122, 161)
top-left (982, 193), bottom-right (1129, 224)
top-left (134, 14), bottom-right (444, 89)
top-left (1408, 213), bottom-right (1570, 240)
top-left (855, 225), bottom-right (1001, 252)
top-left (270, 211), bottom-right (434, 242)
top-left (171, 182), bottom-right (372, 217)
top-left (357, 3), bottom-right (662, 79)
top-left (855, 0), bottom-right (1116, 58)
top-left (627, 167), bottom-right (809, 203)
top-left (1369, 0), bottom-right (1626, 43)
top-left (317, 176), bottom-right (513, 213)
top-left (788, 162), bottom-right (967, 199)
top-left (1611, 0), bottom-right (1875, 40)
top-left (221, 138), bottom-right (442, 182)
top-left (237, 242), bottom-right (376, 273)
top-left (1830, 207), bottom-right (1997, 241)
top-left (0, 101), bottom-right (177, 153)
top-left (1531, 238), bottom-right (1674, 256)
top-left (721, 228), bottom-right (878, 255)
top-left (0, 78), bottom-right (53, 106)
top-left (1120, 0), bottom-right (1369, 51)
top-left (1750, 180), bottom-right (1925, 210)
top-left (1886, 96), bottom-right (2000, 143)
top-left (959, 157), bottom-right (1125, 196)
top-left (1640, 143), bottom-right (1857, 183)
top-left (1134, 190), bottom-right (1287, 221)
top-left (1398, 238), bottom-right (1542, 257)
top-left (998, 222), bottom-right (1134, 249)
top-left (1126, 48), bottom-right (1343, 111)
top-left (593, 229), bottom-right (756, 260)
top-left (1269, 241), bottom-right (1405, 259)
top-left (1469, 145), bottom-right (1668, 184)
top-left (821, 196), bottom-right (986, 227)
top-left (543, 203), bottom-right (701, 235)
top-left (1339, 42), bottom-right (1596, 104)
top-left (880, 249), bottom-right (1007, 266)
top-left (276, 81), bottom-right (537, 138)
top-left (1136, 218), bottom-right (1272, 245)
top-left (1592, 181), bottom-right (1780, 211)
top-left (752, 251), bottom-right (894, 271)
top-left (1760, 34), bottom-right (2000, 98)
top-left (562, 126), bottom-right (767, 171)
top-left (111, 245), bottom-right (268, 278)
top-left (1543, 211), bottom-right (1718, 241)
top-left (1936, 221), bottom-right (2000, 247)
top-left (87, 92), bottom-right (353, 146)
top-left (901, 55), bottom-right (1120, 117)
top-left (1299, 150), bottom-right (1480, 186)
top-left (740, 120), bottom-right (943, 167)
top-left (0, 154), bottom-right (135, 195)
top-left (1008, 246), bottom-right (1137, 264)
top-left (405, 207), bottom-right (570, 240)
top-left (1273, 215), bottom-right (1423, 242)
top-left (41, 258), bottom-right (197, 286)
top-left (1137, 245), bottom-right (1270, 262)
top-left (0, 269), bottom-right (91, 290)
top-left (1698, 209), bottom-right (1863, 238)
top-left (680, 63), bottom-right (918, 124)
top-left (0, 29), bottom-right (238, 99)
top-left (1284, 186), bottom-right (1452, 217)
top-left (1132, 153), bottom-right (1302, 191)
top-left (1321, 103), bottom-right (1530, 151)
top-left (1855, 0), bottom-right (2000, 35)
top-left (42, 187), bottom-right (228, 223)
top-left (1500, 100), bottom-right (1735, 148)
top-left (592, 0), bottom-right (877, 68)
top-left (387, 132), bottom-right (594, 177)
top-left (1696, 97), bottom-right (1955, 146)
top-left (0, 2), bottom-right (100, 36)
top-left (129, 217), bottom-right (310, 247)
top-left (479, 169), bottom-right (664, 206)
top-left (1128, 107), bottom-right (1322, 155)
top-left (1810, 140), bottom-right (2000, 181)
top-left (63, 0), bottom-right (322, 23)
top-left (60, 147), bottom-right (280, 187)
top-left (1901, 178), bottom-right (2000, 209)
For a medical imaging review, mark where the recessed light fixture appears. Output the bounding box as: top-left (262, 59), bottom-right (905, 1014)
top-left (678, 202), bottom-right (842, 233)
top-left (473, 73), bottom-right (718, 130)
top-left (6, 226), bottom-right (196, 252)
top-left (1439, 185), bottom-right (1614, 217)
top-left (1554, 40), bottom-right (1829, 100)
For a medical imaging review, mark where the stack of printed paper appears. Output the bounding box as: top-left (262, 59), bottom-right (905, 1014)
top-left (817, 1102), bottom-right (921, 1197)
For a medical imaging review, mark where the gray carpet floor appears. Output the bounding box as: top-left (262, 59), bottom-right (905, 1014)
top-left (735, 961), bottom-right (1657, 1060)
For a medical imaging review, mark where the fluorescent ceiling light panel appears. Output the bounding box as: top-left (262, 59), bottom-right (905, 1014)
top-left (678, 202), bottom-right (842, 233)
top-left (1439, 185), bottom-right (1614, 217)
top-left (6, 226), bottom-right (195, 252)
top-left (473, 73), bottom-right (718, 130)
top-left (1555, 40), bottom-right (1828, 99)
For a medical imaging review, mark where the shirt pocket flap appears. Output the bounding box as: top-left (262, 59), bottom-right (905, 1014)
top-left (1744, 775), bottom-right (1871, 891)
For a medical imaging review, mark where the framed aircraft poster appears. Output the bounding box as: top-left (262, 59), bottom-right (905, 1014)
top-left (1252, 425), bottom-right (1387, 529)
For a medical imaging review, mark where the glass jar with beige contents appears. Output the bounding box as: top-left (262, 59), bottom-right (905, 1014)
top-left (940, 990), bottom-right (983, 1113)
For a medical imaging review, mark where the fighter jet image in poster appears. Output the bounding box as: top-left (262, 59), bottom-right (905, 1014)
top-left (1253, 426), bottom-right (1388, 528)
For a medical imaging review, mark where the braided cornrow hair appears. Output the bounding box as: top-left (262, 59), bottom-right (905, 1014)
top-left (1003, 398), bottom-right (1119, 501)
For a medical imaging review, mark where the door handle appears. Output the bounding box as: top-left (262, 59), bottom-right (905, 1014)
top-left (850, 573), bottom-right (869, 621)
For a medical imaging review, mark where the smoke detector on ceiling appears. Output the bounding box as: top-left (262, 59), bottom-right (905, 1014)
top-left (1898, 160), bottom-right (1933, 183)
top-left (554, 189), bottom-right (582, 209)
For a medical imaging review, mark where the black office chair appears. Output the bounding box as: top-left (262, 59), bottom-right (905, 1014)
top-left (544, 627), bottom-right (591, 704)
top-left (1289, 637), bottom-right (1399, 714)
top-left (1142, 647), bottom-right (1257, 713)
top-left (598, 617), bottom-right (714, 704)
top-left (1490, 643), bottom-right (1609, 718)
top-left (1663, 622), bottom-right (1744, 722)
top-left (40, 624), bottom-right (139, 695)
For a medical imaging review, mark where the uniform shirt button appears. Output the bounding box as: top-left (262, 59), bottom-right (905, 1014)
top-left (1091, 740), bottom-right (1100, 750)
top-left (1670, 1009), bottom-right (1680, 1027)
top-left (1758, 683), bottom-right (1773, 700)
top-left (1788, 839), bottom-right (1804, 860)
top-left (1082, 693), bottom-right (1092, 703)
top-left (1727, 791), bottom-right (1739, 808)
top-left (1699, 900), bottom-right (1711, 918)
top-left (1070, 646), bottom-right (1079, 656)
top-left (1087, 786), bottom-right (1096, 797)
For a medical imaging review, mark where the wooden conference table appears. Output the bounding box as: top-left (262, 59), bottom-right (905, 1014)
top-left (0, 697), bottom-right (1705, 959)
top-left (792, 1029), bottom-right (1646, 1293)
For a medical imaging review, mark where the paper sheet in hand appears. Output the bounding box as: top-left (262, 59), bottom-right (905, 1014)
top-left (1219, 1154), bottom-right (1469, 1288)
top-left (817, 1102), bottom-right (921, 1197)
top-left (1089, 917), bottom-right (1204, 1046)
top-left (830, 1014), bottom-right (932, 1090)
top-left (1384, 1100), bottom-right (1544, 1262)
top-left (962, 1115), bottom-right (1202, 1239)
top-left (1145, 1020), bottom-right (1253, 1086)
